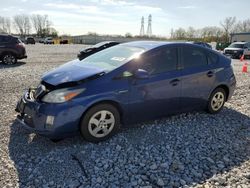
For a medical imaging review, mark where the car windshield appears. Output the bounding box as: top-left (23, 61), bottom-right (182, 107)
top-left (77, 45), bottom-right (144, 72)
top-left (229, 43), bottom-right (244, 48)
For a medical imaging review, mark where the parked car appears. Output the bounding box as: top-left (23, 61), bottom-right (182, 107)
top-left (25, 37), bottom-right (35, 44)
top-left (44, 37), bottom-right (54, 44)
top-left (60, 39), bottom-right (68, 44)
top-left (16, 41), bottom-right (236, 142)
top-left (39, 39), bottom-right (44, 43)
top-left (0, 34), bottom-right (27, 65)
top-left (196, 42), bottom-right (212, 49)
top-left (189, 41), bottom-right (212, 49)
top-left (77, 41), bottom-right (119, 60)
top-left (223, 42), bottom-right (250, 59)
top-left (216, 42), bottom-right (230, 51)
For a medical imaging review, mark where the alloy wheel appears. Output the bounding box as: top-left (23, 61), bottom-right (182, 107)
top-left (3, 54), bottom-right (16, 65)
top-left (88, 110), bottom-right (115, 138)
top-left (211, 91), bottom-right (225, 111)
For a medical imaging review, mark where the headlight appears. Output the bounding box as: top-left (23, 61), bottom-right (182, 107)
top-left (42, 88), bottom-right (85, 103)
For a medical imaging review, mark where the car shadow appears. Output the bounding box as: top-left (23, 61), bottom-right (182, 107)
top-left (0, 61), bottom-right (26, 69)
top-left (8, 107), bottom-right (250, 187)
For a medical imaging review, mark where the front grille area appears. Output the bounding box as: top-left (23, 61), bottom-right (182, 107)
top-left (225, 50), bottom-right (235, 55)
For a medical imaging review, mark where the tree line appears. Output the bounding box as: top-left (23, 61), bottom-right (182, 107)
top-left (170, 17), bottom-right (250, 42)
top-left (0, 14), bottom-right (58, 37)
top-left (1, 15), bottom-right (249, 42)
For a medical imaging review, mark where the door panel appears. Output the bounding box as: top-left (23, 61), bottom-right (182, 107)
top-left (127, 47), bottom-right (181, 122)
top-left (180, 66), bottom-right (215, 110)
top-left (128, 71), bottom-right (181, 122)
top-left (180, 46), bottom-right (216, 111)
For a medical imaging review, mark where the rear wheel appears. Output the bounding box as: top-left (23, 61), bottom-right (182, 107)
top-left (2, 53), bottom-right (17, 65)
top-left (207, 88), bottom-right (226, 114)
top-left (80, 104), bottom-right (120, 142)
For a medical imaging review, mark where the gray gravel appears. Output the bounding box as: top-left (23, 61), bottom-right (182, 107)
top-left (0, 44), bottom-right (249, 188)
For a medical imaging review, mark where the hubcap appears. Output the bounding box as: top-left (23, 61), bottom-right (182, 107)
top-left (88, 110), bottom-right (115, 138)
top-left (3, 55), bottom-right (15, 65)
top-left (211, 91), bottom-right (224, 111)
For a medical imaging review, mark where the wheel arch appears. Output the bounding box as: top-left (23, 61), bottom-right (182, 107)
top-left (1, 51), bottom-right (17, 58)
top-left (79, 99), bottom-right (124, 129)
top-left (212, 84), bottom-right (230, 101)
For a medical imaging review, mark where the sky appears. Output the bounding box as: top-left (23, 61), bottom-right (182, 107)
top-left (1, 0), bottom-right (250, 37)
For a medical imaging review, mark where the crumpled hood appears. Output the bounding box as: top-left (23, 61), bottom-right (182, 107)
top-left (42, 59), bottom-right (106, 86)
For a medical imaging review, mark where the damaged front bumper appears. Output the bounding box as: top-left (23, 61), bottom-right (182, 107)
top-left (15, 88), bottom-right (86, 139)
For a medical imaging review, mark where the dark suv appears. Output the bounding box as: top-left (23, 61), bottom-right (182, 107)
top-left (0, 35), bottom-right (27, 64)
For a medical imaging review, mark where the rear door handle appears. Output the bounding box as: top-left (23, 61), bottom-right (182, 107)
top-left (207, 71), bottom-right (214, 77)
top-left (170, 79), bottom-right (180, 86)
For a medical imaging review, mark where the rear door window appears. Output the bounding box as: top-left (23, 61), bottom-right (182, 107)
top-left (140, 47), bottom-right (178, 75)
top-left (207, 52), bottom-right (218, 65)
top-left (182, 46), bottom-right (207, 69)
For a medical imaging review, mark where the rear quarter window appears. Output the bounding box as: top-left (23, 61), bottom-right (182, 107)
top-left (207, 52), bottom-right (219, 65)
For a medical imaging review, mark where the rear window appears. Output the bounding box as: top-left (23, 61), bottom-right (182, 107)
top-left (0, 36), bottom-right (11, 43)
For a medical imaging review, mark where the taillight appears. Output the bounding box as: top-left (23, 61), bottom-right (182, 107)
top-left (16, 43), bottom-right (25, 49)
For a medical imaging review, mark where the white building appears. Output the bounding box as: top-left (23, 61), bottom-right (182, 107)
top-left (231, 32), bottom-right (250, 42)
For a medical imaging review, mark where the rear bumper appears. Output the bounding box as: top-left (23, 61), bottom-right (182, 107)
top-left (17, 55), bottom-right (27, 60)
top-left (227, 75), bottom-right (236, 101)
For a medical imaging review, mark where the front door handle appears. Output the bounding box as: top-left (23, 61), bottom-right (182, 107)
top-left (207, 71), bottom-right (214, 77)
top-left (170, 79), bottom-right (180, 86)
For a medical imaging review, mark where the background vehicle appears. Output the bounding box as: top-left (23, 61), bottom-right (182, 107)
top-left (60, 39), bottom-right (68, 44)
top-left (25, 37), bottom-right (36, 44)
top-left (38, 38), bottom-right (44, 43)
top-left (77, 41), bottom-right (119, 60)
top-left (0, 34), bottom-right (27, 65)
top-left (189, 41), bottom-right (212, 49)
top-left (44, 37), bottom-right (54, 44)
top-left (16, 41), bottom-right (236, 142)
top-left (223, 42), bottom-right (250, 59)
top-left (216, 42), bottom-right (230, 51)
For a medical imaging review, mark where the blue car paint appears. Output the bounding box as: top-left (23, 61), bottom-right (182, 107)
top-left (42, 59), bottom-right (106, 86)
top-left (16, 41), bottom-right (236, 139)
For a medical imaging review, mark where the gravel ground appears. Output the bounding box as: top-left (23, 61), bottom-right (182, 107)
top-left (0, 44), bottom-right (249, 188)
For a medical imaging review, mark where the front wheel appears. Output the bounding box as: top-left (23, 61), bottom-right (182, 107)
top-left (80, 104), bottom-right (120, 142)
top-left (2, 54), bottom-right (17, 65)
top-left (207, 88), bottom-right (226, 114)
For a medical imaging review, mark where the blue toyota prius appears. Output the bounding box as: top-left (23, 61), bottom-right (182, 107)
top-left (16, 41), bottom-right (236, 142)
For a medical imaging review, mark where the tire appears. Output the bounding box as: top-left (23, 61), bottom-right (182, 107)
top-left (80, 104), bottom-right (120, 142)
top-left (2, 53), bottom-right (17, 65)
top-left (207, 88), bottom-right (226, 114)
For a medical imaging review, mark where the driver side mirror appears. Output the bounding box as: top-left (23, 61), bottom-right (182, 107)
top-left (134, 69), bottom-right (149, 79)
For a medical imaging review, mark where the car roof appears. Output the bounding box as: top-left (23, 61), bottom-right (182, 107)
top-left (121, 41), bottom-right (207, 50)
top-left (232, 42), bottom-right (247, 44)
top-left (0, 34), bottom-right (13, 37)
top-left (121, 41), bottom-right (175, 50)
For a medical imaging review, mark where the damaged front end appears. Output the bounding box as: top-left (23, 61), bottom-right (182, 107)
top-left (15, 82), bottom-right (88, 139)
